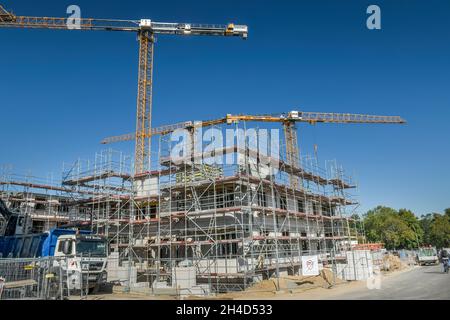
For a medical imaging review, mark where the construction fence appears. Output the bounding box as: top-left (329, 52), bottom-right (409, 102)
top-left (0, 257), bottom-right (66, 300)
top-left (0, 257), bottom-right (96, 300)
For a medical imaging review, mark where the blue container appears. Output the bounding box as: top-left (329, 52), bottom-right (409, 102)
top-left (1, 228), bottom-right (91, 258)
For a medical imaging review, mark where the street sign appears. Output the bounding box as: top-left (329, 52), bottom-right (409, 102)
top-left (302, 255), bottom-right (319, 276)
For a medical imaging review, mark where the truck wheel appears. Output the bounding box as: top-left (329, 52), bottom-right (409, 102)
top-left (89, 285), bottom-right (100, 295)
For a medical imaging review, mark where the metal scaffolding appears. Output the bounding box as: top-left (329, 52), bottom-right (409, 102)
top-left (0, 122), bottom-right (364, 295)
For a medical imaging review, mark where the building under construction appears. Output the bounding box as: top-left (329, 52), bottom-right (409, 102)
top-left (0, 115), bottom-right (377, 294)
top-left (0, 4), bottom-right (408, 296)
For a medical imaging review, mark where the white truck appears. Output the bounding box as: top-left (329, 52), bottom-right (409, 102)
top-left (1, 228), bottom-right (108, 295)
top-left (1, 199), bottom-right (108, 294)
top-left (416, 247), bottom-right (439, 266)
top-left (53, 233), bottom-right (108, 293)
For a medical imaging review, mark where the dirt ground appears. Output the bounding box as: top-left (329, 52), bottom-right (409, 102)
top-left (228, 267), bottom-right (418, 300)
top-left (70, 264), bottom-right (416, 301)
top-left (70, 292), bottom-right (176, 300)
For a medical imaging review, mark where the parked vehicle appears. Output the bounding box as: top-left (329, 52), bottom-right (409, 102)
top-left (416, 247), bottom-right (439, 266)
top-left (0, 199), bottom-right (108, 293)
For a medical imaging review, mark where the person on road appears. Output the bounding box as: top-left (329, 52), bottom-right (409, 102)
top-left (439, 249), bottom-right (449, 272)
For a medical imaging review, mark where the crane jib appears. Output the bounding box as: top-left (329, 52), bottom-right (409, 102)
top-left (100, 112), bottom-right (406, 144)
top-left (0, 14), bottom-right (248, 38)
top-left (0, 3), bottom-right (248, 174)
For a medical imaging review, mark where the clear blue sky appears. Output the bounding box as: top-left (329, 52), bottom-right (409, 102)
top-left (1, 0), bottom-right (449, 216)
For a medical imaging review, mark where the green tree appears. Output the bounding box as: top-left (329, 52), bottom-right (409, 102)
top-left (398, 209), bottom-right (424, 247)
top-left (363, 206), bottom-right (421, 250)
top-left (349, 213), bottom-right (362, 237)
top-left (445, 208), bottom-right (450, 217)
top-left (429, 214), bottom-right (450, 248)
top-left (420, 213), bottom-right (435, 245)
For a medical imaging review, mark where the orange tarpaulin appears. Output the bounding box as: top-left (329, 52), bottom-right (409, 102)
top-left (352, 243), bottom-right (385, 251)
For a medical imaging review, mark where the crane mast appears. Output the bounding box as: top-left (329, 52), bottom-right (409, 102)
top-left (136, 31), bottom-right (155, 175)
top-left (0, 4), bottom-right (248, 174)
top-left (283, 122), bottom-right (301, 188)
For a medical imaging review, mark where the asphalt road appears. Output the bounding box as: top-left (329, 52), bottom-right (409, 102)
top-left (323, 264), bottom-right (450, 300)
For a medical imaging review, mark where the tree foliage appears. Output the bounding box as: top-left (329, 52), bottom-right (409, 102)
top-left (420, 213), bottom-right (434, 245)
top-left (363, 206), bottom-right (420, 250)
top-left (363, 206), bottom-right (450, 249)
top-left (445, 208), bottom-right (450, 217)
top-left (429, 214), bottom-right (450, 248)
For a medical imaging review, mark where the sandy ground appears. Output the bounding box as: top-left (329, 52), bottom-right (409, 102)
top-left (70, 292), bottom-right (176, 300)
top-left (247, 264), bottom-right (450, 300)
top-left (237, 267), bottom-right (418, 300)
top-left (205, 265), bottom-right (411, 300)
top-left (70, 264), bottom-right (445, 300)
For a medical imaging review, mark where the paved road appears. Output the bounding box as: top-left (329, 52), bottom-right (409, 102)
top-left (323, 264), bottom-right (450, 300)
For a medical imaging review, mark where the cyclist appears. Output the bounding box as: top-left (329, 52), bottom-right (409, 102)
top-left (439, 249), bottom-right (449, 273)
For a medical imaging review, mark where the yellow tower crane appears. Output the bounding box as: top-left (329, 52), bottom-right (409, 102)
top-left (101, 111), bottom-right (406, 187)
top-left (0, 4), bottom-right (248, 174)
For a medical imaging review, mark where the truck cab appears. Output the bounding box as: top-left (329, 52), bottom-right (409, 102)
top-left (54, 233), bottom-right (108, 292)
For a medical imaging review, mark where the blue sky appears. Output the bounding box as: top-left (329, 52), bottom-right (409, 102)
top-left (0, 0), bottom-right (449, 216)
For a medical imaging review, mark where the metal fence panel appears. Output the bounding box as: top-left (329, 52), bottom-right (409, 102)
top-left (0, 257), bottom-right (69, 300)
